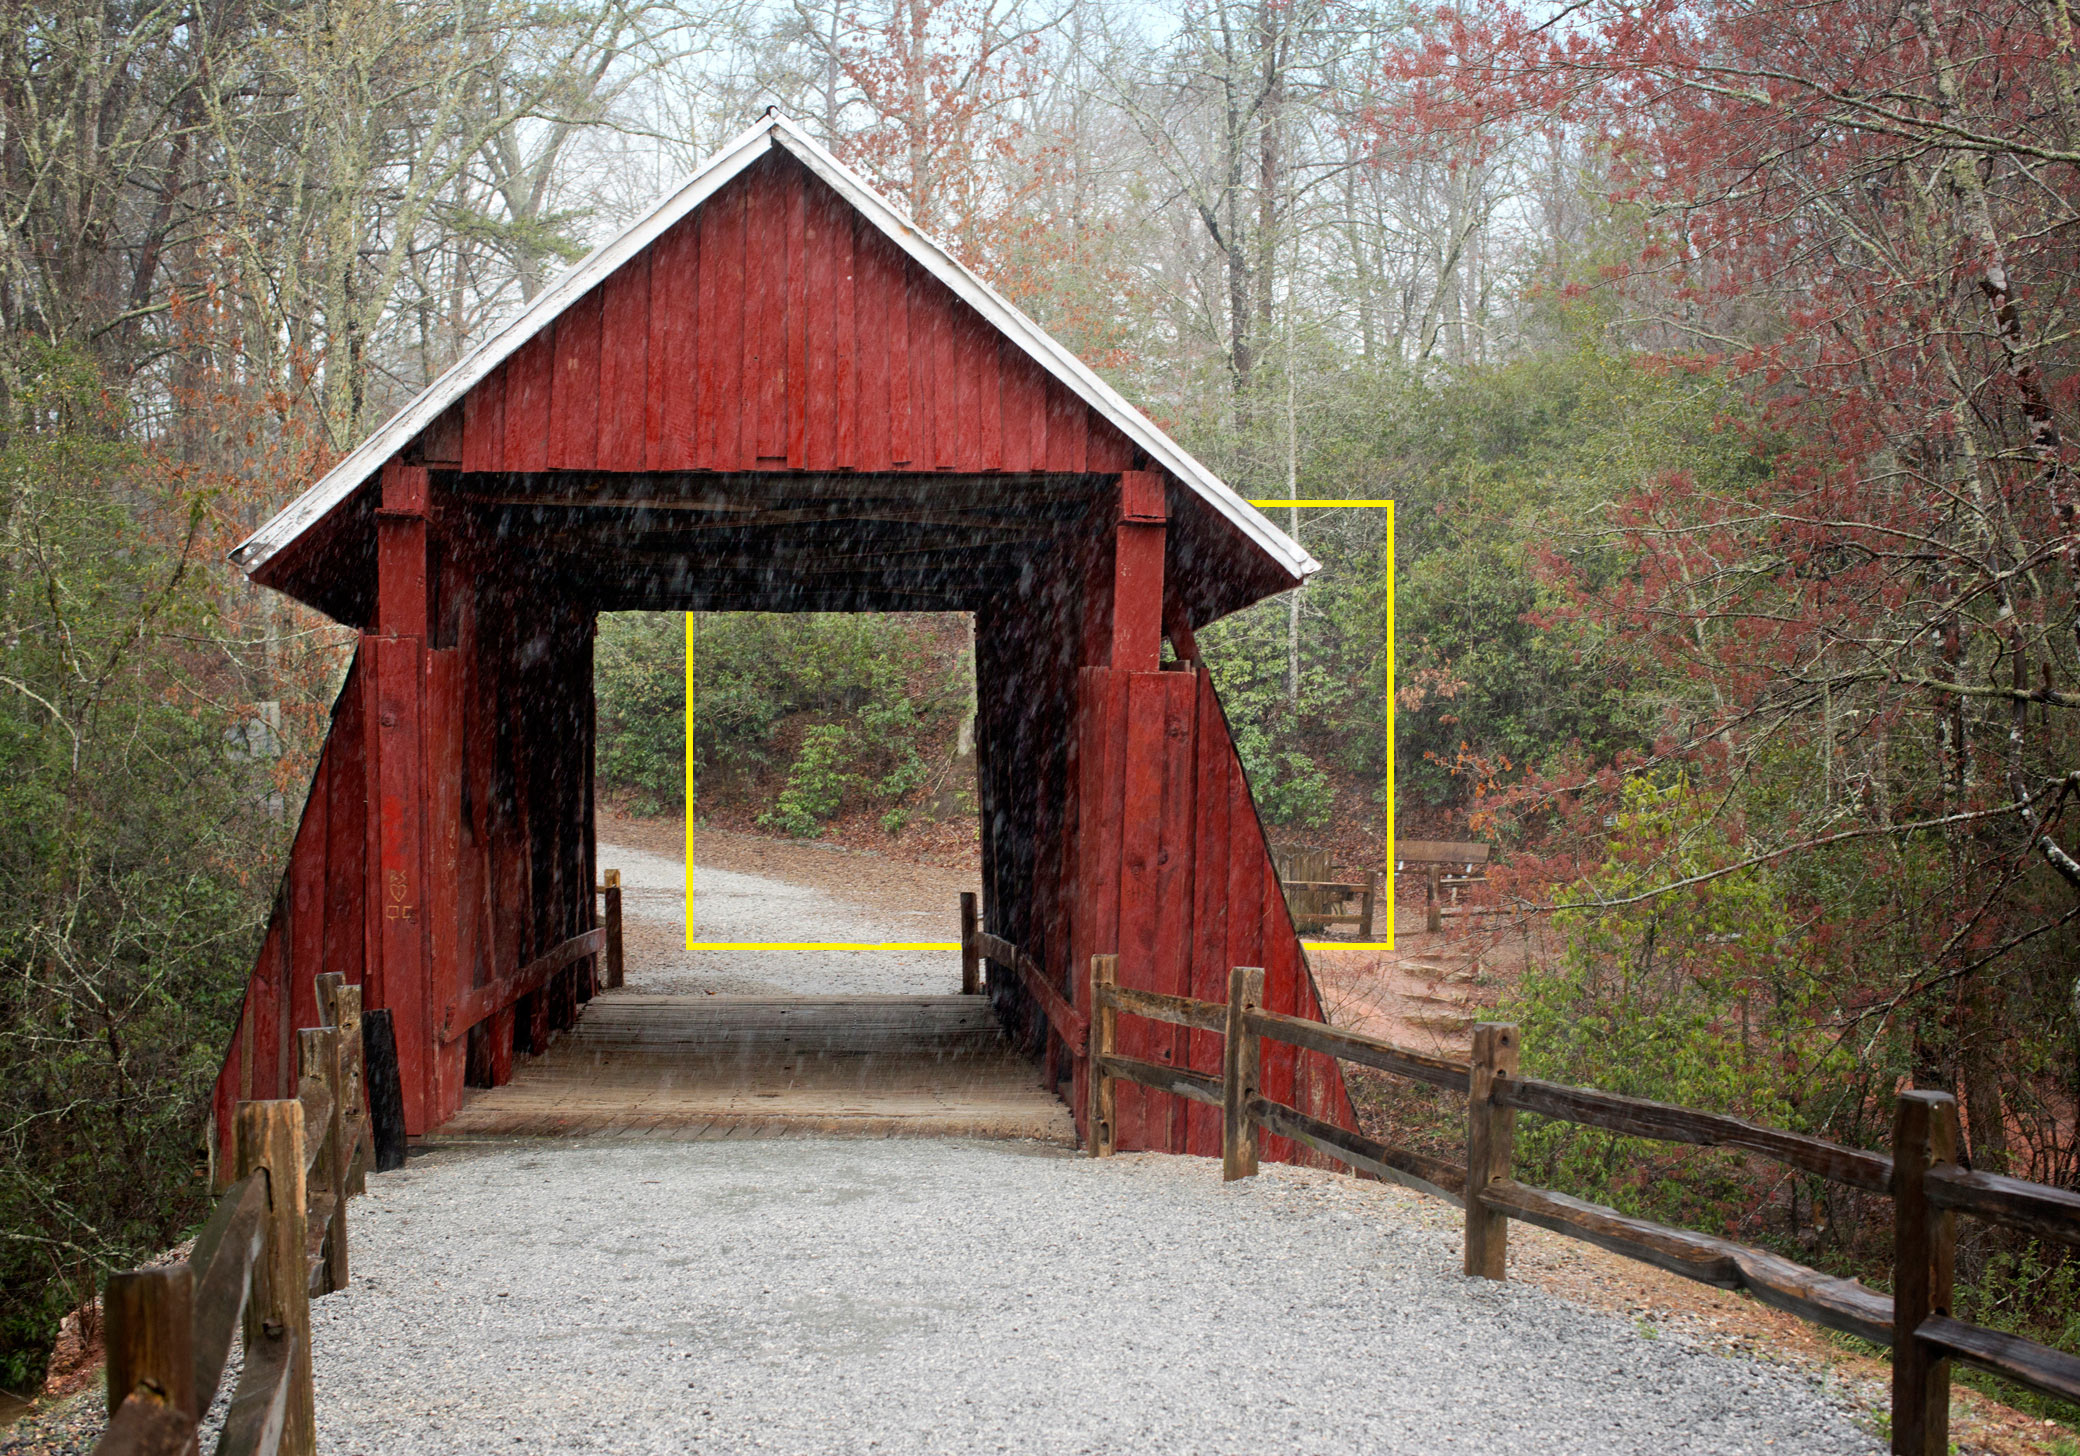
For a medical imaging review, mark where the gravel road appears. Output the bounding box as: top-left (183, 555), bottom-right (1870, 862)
top-left (310, 1138), bottom-right (1881, 1456)
top-left (602, 838), bottom-right (962, 997)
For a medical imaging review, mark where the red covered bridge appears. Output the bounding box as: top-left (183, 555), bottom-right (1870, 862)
top-left (212, 111), bottom-right (1358, 1162)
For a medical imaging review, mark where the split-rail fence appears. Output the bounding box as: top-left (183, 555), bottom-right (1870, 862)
top-left (1016, 935), bottom-right (2077, 1456)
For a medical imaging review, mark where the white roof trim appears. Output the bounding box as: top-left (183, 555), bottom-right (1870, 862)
top-left (231, 112), bottom-right (1318, 584)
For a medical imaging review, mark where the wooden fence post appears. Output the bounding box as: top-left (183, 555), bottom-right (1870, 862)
top-left (1086, 955), bottom-right (1118, 1157)
top-left (1222, 965), bottom-right (1265, 1181)
top-left (105, 1265), bottom-right (197, 1449)
top-left (1464, 1022), bottom-right (1519, 1280)
top-left (299, 1026), bottom-right (349, 1294)
top-left (1358, 873), bottom-right (1377, 943)
top-left (236, 1100), bottom-right (315, 1456)
top-left (1426, 866), bottom-right (1444, 933)
top-left (959, 892), bottom-right (981, 996)
top-left (322, 980), bottom-right (369, 1197)
top-left (1892, 1089), bottom-right (1959, 1456)
top-left (601, 870), bottom-right (624, 989)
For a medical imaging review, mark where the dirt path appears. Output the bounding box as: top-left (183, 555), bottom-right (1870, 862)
top-left (597, 812), bottom-right (979, 997)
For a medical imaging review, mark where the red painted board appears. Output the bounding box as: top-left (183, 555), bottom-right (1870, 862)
top-left (1044, 376), bottom-right (1085, 473)
top-left (1259, 850), bottom-right (1301, 1164)
top-left (1112, 520), bottom-right (1164, 673)
top-left (426, 647), bottom-right (466, 1122)
top-left (287, 762), bottom-right (327, 1038)
top-left (786, 166), bottom-right (811, 467)
top-left (1153, 670), bottom-right (1198, 1153)
top-left (799, 180), bottom-right (835, 469)
top-left (853, 221), bottom-right (891, 471)
top-left (462, 362), bottom-right (505, 472)
top-left (1117, 671), bottom-right (1166, 1151)
top-left (502, 333), bottom-right (553, 472)
top-left (599, 251), bottom-right (650, 471)
top-left (887, 251), bottom-right (913, 465)
top-left (548, 287), bottom-right (601, 469)
top-left (833, 202), bottom-right (858, 469)
top-left (695, 184), bottom-right (744, 471)
top-left (1087, 408), bottom-right (1133, 471)
top-left (247, 925), bottom-right (281, 1100)
top-left (374, 634), bottom-right (430, 1132)
top-left (955, 303), bottom-right (987, 472)
top-left (931, 284), bottom-right (957, 467)
top-left (1185, 670), bottom-right (1230, 1156)
top-left (753, 161), bottom-right (791, 465)
top-left (647, 216), bottom-right (698, 469)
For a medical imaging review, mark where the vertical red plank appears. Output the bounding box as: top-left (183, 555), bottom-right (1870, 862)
top-left (1259, 849), bottom-right (1302, 1163)
top-left (754, 161), bottom-right (792, 465)
top-left (600, 250), bottom-right (651, 471)
top-left (248, 926), bottom-right (281, 1099)
top-left (1087, 410), bottom-right (1132, 471)
top-left (462, 362), bottom-right (506, 472)
top-left (933, 286), bottom-right (958, 467)
top-left (1153, 671), bottom-right (1198, 1153)
top-left (800, 180), bottom-right (836, 469)
top-left (287, 762), bottom-right (327, 1036)
top-left (1116, 671), bottom-right (1165, 1152)
top-left (502, 333), bottom-right (553, 472)
top-left (426, 647), bottom-right (466, 1122)
top-left (888, 254), bottom-right (913, 464)
top-left (1000, 340), bottom-right (1036, 472)
top-left (1045, 376), bottom-right (1086, 473)
top-left (695, 185), bottom-right (744, 470)
top-left (954, 305), bottom-right (986, 471)
top-left (909, 272), bottom-right (937, 467)
top-left (833, 192), bottom-right (858, 469)
top-left (375, 634), bottom-right (430, 1132)
top-left (548, 288), bottom-right (602, 469)
top-left (1185, 671), bottom-right (1231, 1156)
top-left (646, 218), bottom-right (698, 469)
top-left (853, 221), bottom-right (891, 471)
top-left (326, 664), bottom-right (367, 990)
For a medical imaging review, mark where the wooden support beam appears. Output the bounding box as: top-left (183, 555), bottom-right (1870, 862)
top-left (959, 893), bottom-right (981, 996)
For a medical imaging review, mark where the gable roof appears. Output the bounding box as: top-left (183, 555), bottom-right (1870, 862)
top-left (229, 111), bottom-right (1317, 589)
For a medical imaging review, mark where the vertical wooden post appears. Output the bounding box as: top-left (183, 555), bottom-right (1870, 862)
top-left (959, 892), bottom-right (981, 996)
top-left (601, 869), bottom-right (624, 989)
top-left (1358, 873), bottom-right (1377, 943)
top-left (235, 1100), bottom-right (315, 1456)
top-left (105, 1266), bottom-right (196, 1446)
top-left (1892, 1089), bottom-right (1958, 1456)
top-left (1222, 965), bottom-right (1265, 1181)
top-left (321, 980), bottom-right (369, 1196)
top-left (1426, 866), bottom-right (1443, 933)
top-left (1086, 954), bottom-right (1118, 1157)
top-left (1464, 1022), bottom-right (1519, 1280)
top-left (299, 1027), bottom-right (348, 1294)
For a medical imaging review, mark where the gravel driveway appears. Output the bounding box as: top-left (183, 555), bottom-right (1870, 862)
top-left (311, 1138), bottom-right (1881, 1456)
top-left (604, 838), bottom-right (962, 996)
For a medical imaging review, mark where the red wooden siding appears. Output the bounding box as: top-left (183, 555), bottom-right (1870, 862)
top-left (457, 152), bottom-right (1134, 478)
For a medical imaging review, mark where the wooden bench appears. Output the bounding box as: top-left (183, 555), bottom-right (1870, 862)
top-left (1395, 840), bottom-right (1491, 932)
top-left (1271, 847), bottom-right (1382, 940)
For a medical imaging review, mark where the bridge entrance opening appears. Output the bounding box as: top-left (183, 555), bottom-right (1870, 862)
top-left (426, 607), bottom-right (1078, 1141)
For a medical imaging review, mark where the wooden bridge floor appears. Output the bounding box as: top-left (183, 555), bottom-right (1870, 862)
top-left (428, 994), bottom-right (1075, 1144)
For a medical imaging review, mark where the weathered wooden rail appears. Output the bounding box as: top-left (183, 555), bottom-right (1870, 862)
top-left (95, 974), bottom-right (380, 1456)
top-left (1083, 959), bottom-right (2080, 1456)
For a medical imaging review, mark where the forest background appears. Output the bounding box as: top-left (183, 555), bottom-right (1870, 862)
top-left (3, 0), bottom-right (2078, 1418)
